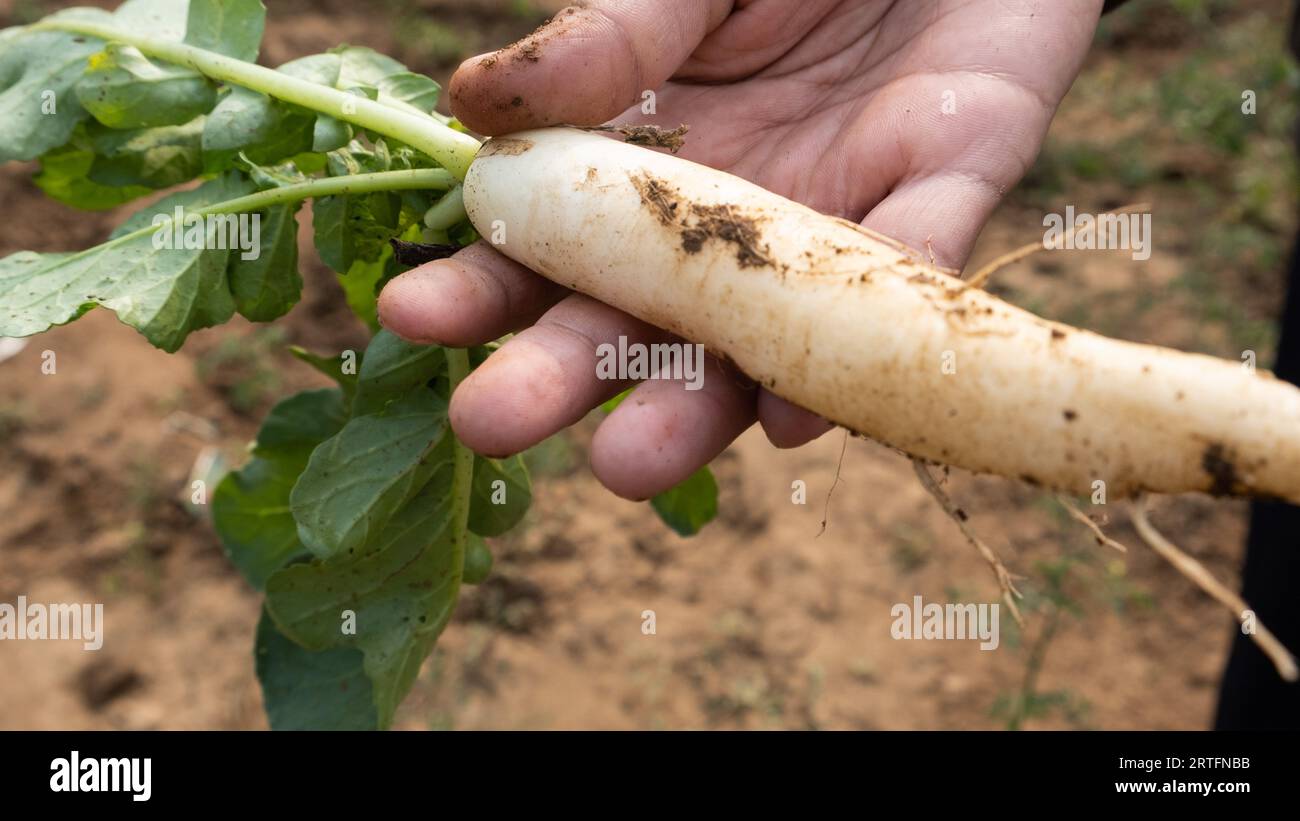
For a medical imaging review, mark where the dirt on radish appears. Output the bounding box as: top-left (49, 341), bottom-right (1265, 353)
top-left (0, 0), bottom-right (1294, 729)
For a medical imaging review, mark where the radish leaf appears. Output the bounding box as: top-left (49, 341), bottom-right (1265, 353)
top-left (214, 389), bottom-right (348, 589)
top-left (0, 173), bottom-right (252, 351)
top-left (463, 535), bottom-right (493, 585)
top-left (340, 255), bottom-right (395, 334)
top-left (352, 330), bottom-right (446, 416)
top-left (268, 436), bottom-right (461, 729)
top-left (290, 388), bottom-right (449, 559)
top-left (230, 200), bottom-right (302, 322)
top-left (83, 119), bottom-right (208, 190)
top-left (75, 43), bottom-right (217, 129)
top-left (203, 86), bottom-right (315, 164)
top-left (289, 348), bottom-right (360, 403)
top-left (184, 0), bottom-right (266, 63)
top-left (112, 0), bottom-right (190, 40)
top-left (34, 139), bottom-right (153, 210)
top-left (469, 456), bottom-right (532, 538)
top-left (256, 609), bottom-right (378, 731)
top-left (0, 10), bottom-right (113, 163)
top-left (651, 467), bottom-right (719, 537)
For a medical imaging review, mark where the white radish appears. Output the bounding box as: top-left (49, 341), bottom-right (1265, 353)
top-left (463, 127), bottom-right (1300, 504)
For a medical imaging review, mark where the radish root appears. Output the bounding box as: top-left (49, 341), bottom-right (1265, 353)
top-left (967, 202), bottom-right (1152, 290)
top-left (469, 130), bottom-right (1300, 504)
top-left (912, 459), bottom-right (1025, 627)
top-left (1057, 496), bottom-right (1128, 554)
top-left (817, 430), bottom-right (850, 538)
top-left (1129, 497), bottom-right (1298, 682)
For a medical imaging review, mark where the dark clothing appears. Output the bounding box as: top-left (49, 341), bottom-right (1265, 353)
top-left (1215, 237), bottom-right (1300, 730)
top-left (1214, 2), bottom-right (1300, 729)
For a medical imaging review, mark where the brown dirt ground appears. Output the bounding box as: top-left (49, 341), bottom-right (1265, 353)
top-left (0, 0), bottom-right (1292, 729)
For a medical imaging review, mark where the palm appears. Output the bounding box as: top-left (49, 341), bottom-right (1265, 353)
top-left (631, 0), bottom-right (1101, 266)
top-left (380, 0), bottom-right (1105, 499)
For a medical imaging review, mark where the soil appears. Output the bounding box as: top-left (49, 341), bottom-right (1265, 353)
top-left (0, 0), bottom-right (1291, 729)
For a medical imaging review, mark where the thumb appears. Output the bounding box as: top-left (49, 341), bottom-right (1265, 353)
top-left (449, 0), bottom-right (732, 136)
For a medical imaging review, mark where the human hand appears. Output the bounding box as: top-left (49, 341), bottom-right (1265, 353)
top-left (379, 0), bottom-right (1105, 500)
